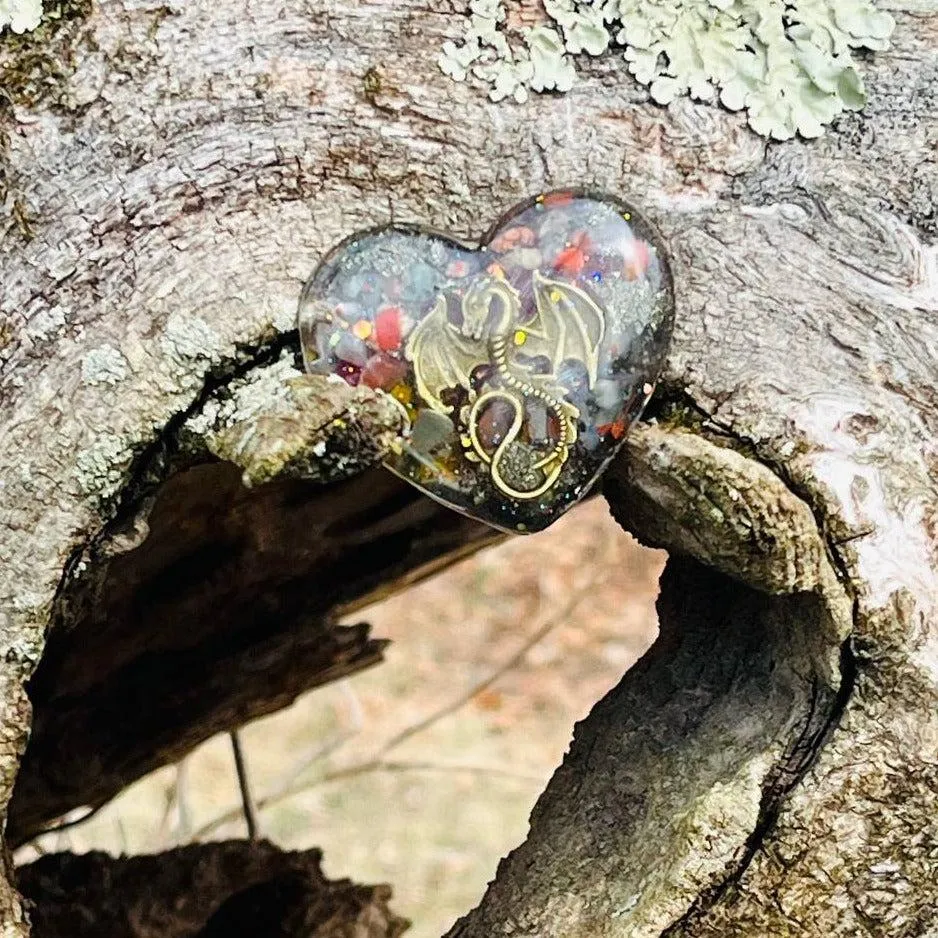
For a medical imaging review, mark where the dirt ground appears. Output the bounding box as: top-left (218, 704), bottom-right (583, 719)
top-left (19, 497), bottom-right (665, 937)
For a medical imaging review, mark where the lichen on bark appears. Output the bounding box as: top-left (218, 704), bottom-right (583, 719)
top-left (1, 0), bottom-right (92, 245)
top-left (439, 0), bottom-right (895, 139)
top-left (0, 0), bottom-right (41, 37)
top-left (195, 363), bottom-right (406, 487)
top-left (0, 0), bottom-right (90, 108)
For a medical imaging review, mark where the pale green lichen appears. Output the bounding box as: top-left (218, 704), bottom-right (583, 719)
top-left (73, 433), bottom-right (133, 501)
top-left (185, 352), bottom-right (302, 438)
top-left (81, 345), bottom-right (129, 386)
top-left (194, 363), bottom-right (406, 488)
top-left (160, 313), bottom-right (224, 364)
top-left (0, 0), bottom-right (41, 34)
top-left (439, 0), bottom-right (895, 139)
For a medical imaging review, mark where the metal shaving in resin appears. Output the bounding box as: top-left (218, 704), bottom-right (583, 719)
top-left (298, 190), bottom-right (674, 533)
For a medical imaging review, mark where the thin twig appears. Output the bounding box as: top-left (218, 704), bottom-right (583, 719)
top-left (230, 731), bottom-right (260, 840)
top-left (115, 816), bottom-right (129, 854)
top-left (26, 804), bottom-right (103, 844)
top-left (156, 783), bottom-right (176, 847)
top-left (192, 758), bottom-right (549, 838)
top-left (331, 759), bottom-right (548, 784)
top-left (278, 681), bottom-right (365, 791)
top-left (156, 756), bottom-right (194, 849)
top-left (373, 579), bottom-right (592, 761)
top-left (176, 757), bottom-right (192, 839)
top-left (192, 578), bottom-right (596, 840)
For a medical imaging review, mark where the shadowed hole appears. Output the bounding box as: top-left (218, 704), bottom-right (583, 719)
top-left (14, 497), bottom-right (665, 938)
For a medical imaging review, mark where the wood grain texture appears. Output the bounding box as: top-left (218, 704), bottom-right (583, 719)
top-left (1, 0), bottom-right (936, 934)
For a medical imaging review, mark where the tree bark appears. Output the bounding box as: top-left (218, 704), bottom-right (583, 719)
top-left (16, 840), bottom-right (409, 937)
top-left (1, 0), bottom-right (936, 936)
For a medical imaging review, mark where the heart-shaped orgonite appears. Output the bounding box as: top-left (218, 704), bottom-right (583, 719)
top-left (298, 190), bottom-right (674, 533)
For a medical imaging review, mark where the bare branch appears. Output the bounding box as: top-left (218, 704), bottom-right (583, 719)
top-left (230, 731), bottom-right (260, 841)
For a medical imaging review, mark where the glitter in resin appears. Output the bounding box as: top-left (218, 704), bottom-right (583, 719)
top-left (299, 190), bottom-right (674, 533)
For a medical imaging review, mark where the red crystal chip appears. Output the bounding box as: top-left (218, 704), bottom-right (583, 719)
top-left (361, 352), bottom-right (408, 391)
top-left (374, 306), bottom-right (402, 351)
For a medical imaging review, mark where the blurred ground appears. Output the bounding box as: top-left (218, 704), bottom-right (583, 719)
top-left (19, 498), bottom-right (665, 938)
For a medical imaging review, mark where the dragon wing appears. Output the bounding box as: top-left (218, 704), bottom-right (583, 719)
top-left (522, 271), bottom-right (606, 386)
top-left (404, 294), bottom-right (486, 414)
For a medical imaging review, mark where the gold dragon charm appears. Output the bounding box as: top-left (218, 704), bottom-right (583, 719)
top-left (404, 271), bottom-right (605, 499)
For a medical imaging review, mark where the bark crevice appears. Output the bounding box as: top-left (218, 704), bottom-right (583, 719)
top-left (642, 394), bottom-right (865, 933)
top-left (662, 636), bottom-right (859, 936)
top-left (45, 331), bottom-right (300, 654)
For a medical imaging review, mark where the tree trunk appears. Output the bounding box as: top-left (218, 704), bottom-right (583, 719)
top-left (1, 0), bottom-right (936, 935)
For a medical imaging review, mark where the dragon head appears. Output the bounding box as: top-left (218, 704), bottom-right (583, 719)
top-left (459, 276), bottom-right (519, 341)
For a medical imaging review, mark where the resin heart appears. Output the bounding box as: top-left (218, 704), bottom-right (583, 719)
top-left (298, 190), bottom-right (674, 533)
